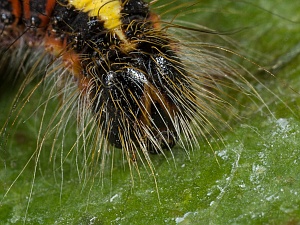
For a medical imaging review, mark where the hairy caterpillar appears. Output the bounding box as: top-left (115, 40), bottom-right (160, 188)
top-left (0, 0), bottom-right (253, 171)
top-left (1, 0), bottom-right (299, 224)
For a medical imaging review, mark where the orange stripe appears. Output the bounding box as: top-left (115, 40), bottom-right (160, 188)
top-left (40, 0), bottom-right (56, 27)
top-left (45, 0), bottom-right (56, 17)
top-left (22, 0), bottom-right (31, 22)
top-left (9, 0), bottom-right (22, 25)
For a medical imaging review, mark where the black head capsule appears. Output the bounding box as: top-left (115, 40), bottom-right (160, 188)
top-left (77, 1), bottom-right (196, 153)
top-left (49, 0), bottom-right (195, 153)
top-left (79, 16), bottom-right (196, 152)
top-left (90, 46), bottom-right (191, 153)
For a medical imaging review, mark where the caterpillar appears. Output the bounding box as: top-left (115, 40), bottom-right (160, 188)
top-left (1, 0), bottom-right (297, 223)
top-left (0, 0), bottom-right (253, 163)
top-left (2, 0), bottom-right (206, 152)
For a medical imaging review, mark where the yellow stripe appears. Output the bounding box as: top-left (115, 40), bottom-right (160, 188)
top-left (69, 0), bottom-right (122, 30)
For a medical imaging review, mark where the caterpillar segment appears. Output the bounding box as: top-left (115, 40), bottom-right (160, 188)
top-left (1, 0), bottom-right (197, 154)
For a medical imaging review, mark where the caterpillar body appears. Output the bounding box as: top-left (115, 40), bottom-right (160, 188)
top-left (2, 0), bottom-right (191, 152)
top-left (1, 0), bottom-right (252, 157)
top-left (0, 0), bottom-right (288, 222)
